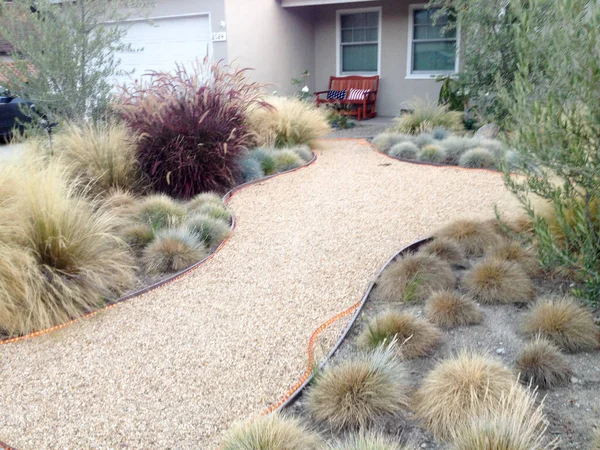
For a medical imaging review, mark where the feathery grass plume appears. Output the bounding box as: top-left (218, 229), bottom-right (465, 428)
top-left (425, 291), bottom-right (483, 328)
top-left (490, 241), bottom-right (539, 276)
top-left (413, 133), bottom-right (434, 148)
top-left (376, 254), bottom-right (456, 303)
top-left (222, 414), bottom-right (323, 450)
top-left (273, 149), bottom-right (304, 172)
top-left (120, 223), bottom-right (155, 252)
top-left (185, 213), bottom-right (231, 248)
top-left (328, 432), bottom-right (414, 450)
top-left (391, 99), bottom-right (463, 135)
top-left (51, 121), bottom-right (143, 195)
top-left (449, 382), bottom-right (556, 450)
top-left (389, 141), bottom-right (419, 160)
top-left (418, 144), bottom-right (445, 163)
top-left (459, 147), bottom-right (497, 169)
top-left (435, 219), bottom-right (503, 257)
top-left (419, 238), bottom-right (466, 266)
top-left (440, 136), bottom-right (481, 164)
top-left (195, 202), bottom-right (232, 224)
top-left (248, 147), bottom-right (278, 175)
top-left (0, 161), bottom-right (136, 336)
top-left (357, 311), bottom-right (442, 359)
top-left (290, 144), bottom-right (313, 162)
top-left (186, 192), bottom-right (224, 211)
top-left (372, 133), bottom-right (413, 153)
top-left (414, 351), bottom-right (516, 441)
top-left (306, 343), bottom-right (410, 429)
top-left (142, 227), bottom-right (207, 274)
top-left (516, 336), bottom-right (572, 389)
top-left (432, 127), bottom-right (450, 140)
top-left (521, 298), bottom-right (599, 353)
top-left (247, 96), bottom-right (330, 147)
top-left (135, 194), bottom-right (186, 230)
top-left (239, 153), bottom-right (265, 182)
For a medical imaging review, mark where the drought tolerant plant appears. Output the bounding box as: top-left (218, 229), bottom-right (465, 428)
top-left (238, 153), bottom-right (265, 183)
top-left (440, 136), bottom-right (481, 164)
top-left (194, 202), bottom-right (232, 223)
top-left (425, 291), bottom-right (483, 329)
top-left (185, 214), bottom-right (231, 249)
top-left (449, 382), bottom-right (555, 450)
top-left (117, 60), bottom-right (265, 198)
top-left (419, 238), bottom-right (465, 267)
top-left (101, 188), bottom-right (138, 219)
top-left (376, 254), bottom-right (455, 303)
top-left (306, 343), bottom-right (410, 429)
top-left (389, 142), bottom-right (419, 160)
top-left (222, 414), bottom-right (323, 450)
top-left (372, 133), bottom-right (414, 154)
top-left (490, 241), bottom-right (539, 276)
top-left (142, 227), bottom-right (207, 274)
top-left (135, 195), bottom-right (186, 230)
top-left (51, 121), bottom-right (143, 195)
top-left (500, 0), bottom-right (600, 306)
top-left (521, 297), bottom-right (599, 353)
top-left (462, 257), bottom-right (535, 304)
top-left (432, 127), bottom-right (450, 140)
top-left (290, 144), bottom-right (313, 162)
top-left (418, 144), bottom-right (445, 164)
top-left (413, 133), bottom-right (434, 148)
top-left (273, 149), bottom-right (304, 172)
top-left (328, 432), bottom-right (413, 450)
top-left (0, 160), bottom-right (136, 336)
top-left (0, 0), bottom-right (152, 121)
top-left (358, 311), bottom-right (442, 359)
top-left (593, 428), bottom-right (600, 450)
top-left (186, 192), bottom-right (223, 211)
top-left (435, 220), bottom-right (503, 257)
top-left (414, 351), bottom-right (516, 441)
top-left (120, 223), bottom-right (155, 252)
top-left (391, 99), bottom-right (463, 135)
top-left (247, 96), bottom-right (329, 148)
top-left (516, 336), bottom-right (572, 389)
top-left (459, 147), bottom-right (497, 170)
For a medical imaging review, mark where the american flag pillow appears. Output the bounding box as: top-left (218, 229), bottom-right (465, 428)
top-left (327, 89), bottom-right (347, 100)
top-left (347, 88), bottom-right (370, 101)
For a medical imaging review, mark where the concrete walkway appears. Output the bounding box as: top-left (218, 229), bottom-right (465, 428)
top-left (0, 140), bottom-right (519, 449)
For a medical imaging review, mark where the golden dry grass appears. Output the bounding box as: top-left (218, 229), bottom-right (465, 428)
top-left (142, 228), bottom-right (207, 274)
top-left (247, 96), bottom-right (330, 148)
top-left (306, 344), bottom-right (410, 430)
top-left (221, 414), bottom-right (323, 450)
top-left (376, 254), bottom-right (455, 303)
top-left (516, 336), bottom-right (572, 389)
top-left (450, 382), bottom-right (556, 450)
top-left (100, 188), bottom-right (138, 219)
top-left (462, 257), bottom-right (535, 304)
top-left (489, 241), bottom-right (539, 276)
top-left (390, 99), bottom-right (463, 135)
top-left (414, 352), bottom-right (516, 441)
top-left (328, 432), bottom-right (415, 450)
top-left (521, 298), bottom-right (599, 353)
top-left (425, 291), bottom-right (483, 328)
top-left (419, 238), bottom-right (465, 266)
top-left (435, 220), bottom-right (503, 257)
top-left (357, 311), bottom-right (442, 359)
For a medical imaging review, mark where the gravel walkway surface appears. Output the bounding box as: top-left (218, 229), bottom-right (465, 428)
top-left (0, 140), bottom-right (520, 450)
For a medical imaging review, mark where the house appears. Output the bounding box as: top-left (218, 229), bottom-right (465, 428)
top-left (1, 0), bottom-right (459, 117)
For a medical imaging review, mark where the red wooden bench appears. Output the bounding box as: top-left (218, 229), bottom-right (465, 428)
top-left (314, 75), bottom-right (379, 121)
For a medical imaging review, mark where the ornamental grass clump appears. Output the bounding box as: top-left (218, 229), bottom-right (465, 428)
top-left (135, 194), bottom-right (186, 230)
top-left (306, 344), bottom-right (410, 429)
top-left (462, 257), bottom-right (535, 304)
top-left (273, 149), bottom-right (304, 172)
top-left (376, 254), bottom-right (455, 303)
top-left (222, 414), bottom-right (323, 450)
top-left (449, 382), bottom-right (554, 450)
top-left (120, 223), bottom-right (155, 252)
top-left (0, 161), bottom-right (136, 336)
top-left (490, 241), bottom-right (539, 276)
top-left (435, 220), bottom-right (503, 257)
top-left (391, 99), bottom-right (463, 135)
top-left (357, 311), bottom-right (442, 359)
top-left (389, 141), bottom-right (419, 160)
top-left (117, 60), bottom-right (266, 198)
top-left (238, 154), bottom-right (264, 182)
top-left (425, 291), bottom-right (483, 329)
top-left (516, 336), bottom-right (572, 389)
top-left (372, 133), bottom-right (413, 153)
top-left (142, 227), bottom-right (207, 274)
top-left (414, 352), bottom-right (516, 441)
top-left (432, 127), bottom-right (450, 140)
top-left (290, 144), bottom-right (313, 162)
top-left (185, 213), bottom-right (231, 249)
top-left (413, 133), bottom-right (434, 148)
top-left (248, 147), bottom-right (278, 175)
top-left (247, 96), bottom-right (329, 148)
top-left (521, 298), bottom-right (598, 353)
top-left (441, 136), bottom-right (480, 164)
top-left (419, 238), bottom-right (466, 267)
top-left (195, 202), bottom-right (232, 223)
top-left (418, 144), bottom-right (446, 164)
top-left (186, 192), bottom-right (223, 211)
top-left (328, 432), bottom-right (413, 450)
top-left (101, 188), bottom-right (138, 218)
top-left (459, 147), bottom-right (497, 170)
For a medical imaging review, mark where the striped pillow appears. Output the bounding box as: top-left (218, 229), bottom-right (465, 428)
top-left (347, 88), bottom-right (370, 101)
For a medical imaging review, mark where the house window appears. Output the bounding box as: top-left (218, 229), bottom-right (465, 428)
top-left (338, 9), bottom-right (380, 74)
top-left (408, 5), bottom-right (457, 76)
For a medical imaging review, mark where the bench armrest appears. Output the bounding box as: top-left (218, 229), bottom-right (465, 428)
top-left (314, 91), bottom-right (329, 96)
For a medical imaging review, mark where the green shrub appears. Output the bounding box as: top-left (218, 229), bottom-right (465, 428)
top-left (459, 147), bottom-right (497, 169)
top-left (418, 144), bottom-right (446, 164)
top-left (142, 227), bottom-right (207, 274)
top-left (372, 133), bottom-right (413, 153)
top-left (136, 195), bottom-right (187, 230)
top-left (185, 213), bottom-right (231, 249)
top-left (273, 149), bottom-right (304, 172)
top-left (391, 99), bottom-right (463, 135)
top-left (389, 142), bottom-right (419, 160)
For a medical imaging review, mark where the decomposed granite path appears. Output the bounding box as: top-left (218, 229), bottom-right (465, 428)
top-left (0, 140), bottom-right (520, 449)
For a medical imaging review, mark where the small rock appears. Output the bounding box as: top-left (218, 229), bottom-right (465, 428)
top-left (421, 444), bottom-right (427, 448)
top-left (571, 377), bottom-right (580, 384)
top-left (474, 123), bottom-right (500, 139)
top-left (496, 348), bottom-right (506, 355)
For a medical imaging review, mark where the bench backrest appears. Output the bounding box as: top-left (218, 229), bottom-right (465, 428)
top-left (328, 75), bottom-right (379, 92)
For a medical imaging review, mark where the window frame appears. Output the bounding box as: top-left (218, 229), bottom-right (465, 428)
top-left (406, 3), bottom-right (460, 79)
top-left (336, 7), bottom-right (382, 77)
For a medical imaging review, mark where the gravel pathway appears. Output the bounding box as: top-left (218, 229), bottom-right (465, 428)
top-left (0, 140), bottom-right (520, 449)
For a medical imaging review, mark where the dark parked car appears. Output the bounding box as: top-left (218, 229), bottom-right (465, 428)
top-left (0, 89), bottom-right (33, 142)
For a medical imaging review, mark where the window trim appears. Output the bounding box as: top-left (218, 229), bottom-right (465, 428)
top-left (336, 7), bottom-right (382, 77)
top-left (405, 3), bottom-right (460, 79)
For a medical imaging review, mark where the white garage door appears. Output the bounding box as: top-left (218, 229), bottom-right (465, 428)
top-left (114, 14), bottom-right (212, 86)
